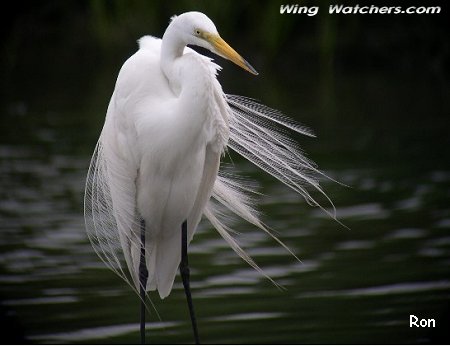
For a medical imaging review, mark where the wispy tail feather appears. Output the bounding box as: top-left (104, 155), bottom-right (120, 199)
top-left (202, 95), bottom-right (338, 281)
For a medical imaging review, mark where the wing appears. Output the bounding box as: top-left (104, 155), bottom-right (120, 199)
top-left (186, 72), bottom-right (230, 242)
top-left (187, 145), bottom-right (221, 240)
top-left (85, 35), bottom-right (168, 291)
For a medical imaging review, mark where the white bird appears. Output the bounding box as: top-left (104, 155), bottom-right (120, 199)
top-left (84, 11), bottom-right (334, 343)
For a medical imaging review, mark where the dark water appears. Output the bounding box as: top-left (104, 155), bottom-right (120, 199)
top-left (1, 12), bottom-right (450, 344)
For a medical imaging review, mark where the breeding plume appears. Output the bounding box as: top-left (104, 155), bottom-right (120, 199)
top-left (84, 11), bottom-right (333, 343)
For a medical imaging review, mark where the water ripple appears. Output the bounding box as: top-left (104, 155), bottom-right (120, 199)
top-left (207, 312), bottom-right (285, 322)
top-left (296, 280), bottom-right (450, 299)
top-left (30, 321), bottom-right (180, 342)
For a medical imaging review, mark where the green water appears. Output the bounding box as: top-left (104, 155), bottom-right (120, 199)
top-left (1, 4), bottom-right (449, 344)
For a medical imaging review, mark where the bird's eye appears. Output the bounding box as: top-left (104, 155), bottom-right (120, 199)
top-left (195, 29), bottom-right (201, 36)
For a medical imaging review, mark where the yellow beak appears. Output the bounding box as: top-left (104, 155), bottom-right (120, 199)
top-left (207, 34), bottom-right (258, 75)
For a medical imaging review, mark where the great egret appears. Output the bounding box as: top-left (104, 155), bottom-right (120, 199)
top-left (84, 11), bottom-right (334, 344)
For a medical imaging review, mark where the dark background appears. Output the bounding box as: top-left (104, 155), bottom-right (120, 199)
top-left (2, 0), bottom-right (448, 158)
top-left (1, 0), bottom-right (449, 344)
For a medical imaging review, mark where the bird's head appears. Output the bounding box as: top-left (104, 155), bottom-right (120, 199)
top-left (170, 11), bottom-right (258, 75)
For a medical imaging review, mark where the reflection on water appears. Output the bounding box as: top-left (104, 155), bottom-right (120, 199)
top-left (1, 133), bottom-right (449, 343)
top-left (31, 322), bottom-right (182, 343)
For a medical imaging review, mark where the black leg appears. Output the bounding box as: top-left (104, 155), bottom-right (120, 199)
top-left (139, 219), bottom-right (148, 344)
top-left (180, 220), bottom-right (200, 344)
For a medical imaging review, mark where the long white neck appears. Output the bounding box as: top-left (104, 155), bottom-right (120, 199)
top-left (160, 23), bottom-right (185, 86)
top-left (159, 21), bottom-right (228, 151)
top-left (160, 21), bottom-right (216, 102)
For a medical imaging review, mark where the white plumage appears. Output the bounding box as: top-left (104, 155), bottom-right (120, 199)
top-left (84, 11), bottom-right (334, 300)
